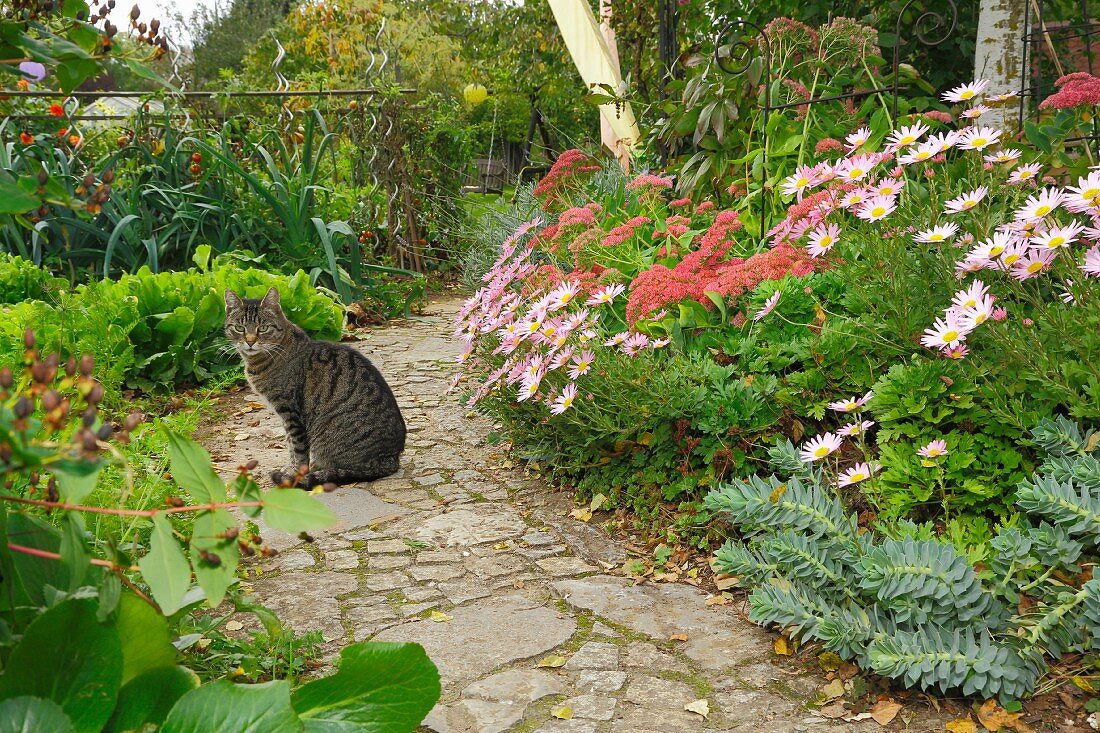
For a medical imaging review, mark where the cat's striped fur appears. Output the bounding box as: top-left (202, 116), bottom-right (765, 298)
top-left (224, 287), bottom-right (405, 488)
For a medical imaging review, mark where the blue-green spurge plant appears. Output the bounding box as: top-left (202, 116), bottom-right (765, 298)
top-left (706, 416), bottom-right (1100, 700)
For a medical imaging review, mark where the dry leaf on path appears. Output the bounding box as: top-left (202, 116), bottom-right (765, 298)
top-left (978, 699), bottom-right (1025, 731)
top-left (569, 507), bottom-right (593, 522)
top-left (224, 620), bottom-right (243, 632)
top-left (774, 636), bottom-right (791, 655)
top-left (945, 718), bottom-right (977, 733)
top-left (815, 702), bottom-right (848, 719)
top-left (820, 679), bottom-right (845, 701)
top-left (589, 493), bottom-right (608, 511)
top-left (233, 432), bottom-right (250, 441)
top-left (427, 611), bottom-right (452, 623)
top-left (537, 654), bottom-right (568, 668)
top-left (714, 575), bottom-right (740, 591)
top-left (704, 595), bottom-right (729, 606)
top-left (669, 633), bottom-right (689, 642)
top-left (868, 700), bottom-right (902, 726)
top-left (551, 706), bottom-right (573, 720)
top-left (684, 700), bottom-right (710, 719)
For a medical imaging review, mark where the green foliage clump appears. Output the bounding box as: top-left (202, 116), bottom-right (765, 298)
top-left (706, 417), bottom-right (1100, 700)
top-left (0, 254), bottom-right (67, 305)
top-left (0, 248), bottom-right (343, 395)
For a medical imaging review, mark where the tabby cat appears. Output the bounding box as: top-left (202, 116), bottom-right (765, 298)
top-left (224, 287), bottom-right (406, 488)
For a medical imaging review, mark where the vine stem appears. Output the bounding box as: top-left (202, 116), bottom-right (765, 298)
top-left (0, 495), bottom-right (263, 517)
top-left (7, 543), bottom-right (158, 610)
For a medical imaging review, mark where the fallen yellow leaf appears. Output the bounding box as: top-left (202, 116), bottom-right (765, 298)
top-left (427, 611), bottom-right (452, 623)
top-left (536, 655), bottom-right (568, 668)
top-left (224, 620), bottom-right (243, 631)
top-left (945, 718), bottom-right (977, 733)
top-left (669, 633), bottom-right (689, 642)
top-left (714, 575), bottom-right (741, 591)
top-left (869, 700), bottom-right (902, 726)
top-left (1072, 675), bottom-right (1097, 694)
top-left (820, 679), bottom-right (845, 701)
top-left (769, 485), bottom-right (788, 503)
top-left (493, 542), bottom-right (509, 550)
top-left (569, 507), bottom-right (593, 522)
top-left (551, 706), bottom-right (572, 720)
top-left (704, 595), bottom-right (729, 606)
top-left (978, 699), bottom-right (1024, 732)
top-left (684, 699), bottom-right (710, 719)
top-left (589, 492), bottom-right (608, 511)
top-left (774, 636), bottom-right (791, 656)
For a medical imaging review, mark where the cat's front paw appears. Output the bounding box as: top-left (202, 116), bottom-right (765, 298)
top-left (271, 466), bottom-right (307, 488)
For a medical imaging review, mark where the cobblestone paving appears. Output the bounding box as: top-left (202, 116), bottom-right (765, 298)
top-left (200, 299), bottom-right (949, 733)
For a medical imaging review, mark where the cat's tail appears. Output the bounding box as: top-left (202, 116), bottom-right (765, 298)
top-left (296, 456), bottom-right (401, 488)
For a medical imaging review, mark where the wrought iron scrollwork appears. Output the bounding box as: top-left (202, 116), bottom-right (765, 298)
top-left (891, 0), bottom-right (958, 119)
top-left (713, 18), bottom-right (770, 78)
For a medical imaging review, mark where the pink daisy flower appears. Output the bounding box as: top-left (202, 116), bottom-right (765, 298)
top-left (1082, 247), bottom-right (1100, 277)
top-left (942, 79), bottom-right (990, 103)
top-left (551, 383), bottom-right (578, 414)
top-left (799, 432), bottom-right (843, 463)
top-left (913, 223), bottom-right (959, 243)
top-left (887, 122), bottom-right (930, 148)
top-left (1007, 162), bottom-right (1042, 184)
top-left (856, 195), bottom-right (897, 222)
top-left (917, 439), bottom-right (948, 458)
top-left (957, 126), bottom-right (1001, 150)
top-left (837, 462), bottom-right (879, 487)
top-left (568, 349), bottom-right (594, 379)
top-left (838, 420), bottom-right (875, 436)
top-left (1010, 249), bottom-right (1058, 280)
top-left (828, 391), bottom-right (873, 412)
top-left (921, 315), bottom-right (971, 349)
top-left (586, 283), bottom-right (626, 306)
top-left (806, 223), bottom-right (840, 257)
top-left (944, 186), bottom-right (989, 214)
top-left (753, 290), bottom-right (781, 322)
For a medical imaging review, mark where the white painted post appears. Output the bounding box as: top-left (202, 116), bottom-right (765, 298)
top-left (974, 0), bottom-right (1028, 128)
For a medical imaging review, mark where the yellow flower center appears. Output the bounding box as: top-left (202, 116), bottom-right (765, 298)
top-left (963, 200), bottom-right (977, 209)
top-left (898, 135), bottom-right (915, 145)
top-left (1036, 205), bottom-right (1051, 216)
top-left (1003, 254), bottom-right (1019, 265)
top-left (915, 151), bottom-right (931, 160)
top-left (971, 137), bottom-right (987, 147)
top-left (819, 236), bottom-right (834, 247)
top-left (871, 206), bottom-right (886, 217)
top-left (943, 330), bottom-right (959, 342)
top-left (1027, 261), bottom-right (1044, 273)
top-left (929, 234), bottom-right (945, 241)
top-left (927, 448), bottom-right (943, 456)
top-left (813, 446), bottom-right (830, 457)
top-left (1047, 236), bottom-right (1066, 248)
top-left (989, 246), bottom-right (1004, 256)
top-left (850, 472), bottom-right (866, 482)
top-left (974, 313), bottom-right (987, 324)
top-left (796, 177), bottom-right (810, 187)
top-left (960, 90), bottom-right (976, 99)
top-left (848, 168), bottom-right (864, 178)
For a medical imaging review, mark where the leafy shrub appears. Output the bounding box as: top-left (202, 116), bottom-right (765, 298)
top-left (705, 417), bottom-right (1100, 700)
top-left (0, 344), bottom-right (440, 731)
top-left (0, 253), bottom-right (66, 305)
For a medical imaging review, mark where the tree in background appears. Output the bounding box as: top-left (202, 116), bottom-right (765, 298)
top-left (186, 0), bottom-right (288, 87)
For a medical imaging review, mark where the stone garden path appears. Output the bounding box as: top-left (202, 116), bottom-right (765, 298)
top-left (200, 298), bottom-right (949, 733)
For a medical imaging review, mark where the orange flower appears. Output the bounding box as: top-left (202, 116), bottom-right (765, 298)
top-left (49, 103), bottom-right (65, 116)
top-left (69, 134), bottom-right (80, 146)
top-left (19, 131), bottom-right (33, 145)
top-left (16, 80), bottom-right (29, 91)
top-left (57, 127), bottom-right (68, 137)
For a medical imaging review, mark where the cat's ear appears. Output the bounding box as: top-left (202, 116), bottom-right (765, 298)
top-left (224, 289), bottom-right (243, 311)
top-left (260, 286), bottom-right (281, 310)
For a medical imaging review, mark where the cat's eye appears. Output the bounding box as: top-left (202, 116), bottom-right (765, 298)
top-left (230, 325), bottom-right (244, 333)
top-left (258, 325), bottom-right (270, 334)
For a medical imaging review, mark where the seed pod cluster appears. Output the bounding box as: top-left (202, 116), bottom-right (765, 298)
top-left (0, 337), bottom-right (145, 470)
